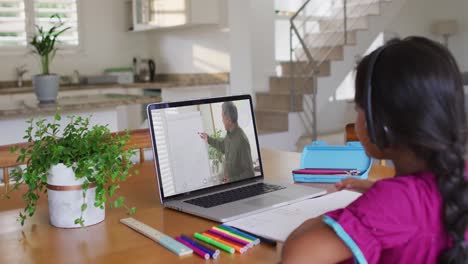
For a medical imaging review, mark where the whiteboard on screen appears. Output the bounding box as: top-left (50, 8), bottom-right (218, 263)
top-left (166, 111), bottom-right (212, 193)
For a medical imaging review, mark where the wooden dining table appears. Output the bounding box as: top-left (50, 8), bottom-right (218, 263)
top-left (0, 148), bottom-right (394, 264)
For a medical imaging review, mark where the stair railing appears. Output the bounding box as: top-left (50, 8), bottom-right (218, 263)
top-left (290, 0), bottom-right (384, 141)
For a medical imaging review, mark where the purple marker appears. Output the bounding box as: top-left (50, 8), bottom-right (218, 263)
top-left (180, 235), bottom-right (219, 259)
top-left (207, 229), bottom-right (252, 248)
top-left (175, 237), bottom-right (209, 259)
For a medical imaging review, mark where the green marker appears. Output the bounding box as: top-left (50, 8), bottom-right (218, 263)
top-left (213, 226), bottom-right (254, 244)
top-left (194, 232), bottom-right (235, 254)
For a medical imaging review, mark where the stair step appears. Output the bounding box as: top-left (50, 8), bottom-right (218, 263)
top-left (304, 31), bottom-right (356, 47)
top-left (255, 110), bottom-right (289, 132)
top-left (330, 2), bottom-right (381, 18)
top-left (294, 46), bottom-right (344, 62)
top-left (318, 16), bottom-right (368, 32)
top-left (279, 61), bottom-right (330, 77)
top-left (333, 0), bottom-right (391, 8)
top-left (256, 92), bottom-right (303, 112)
top-left (269, 76), bottom-right (316, 94)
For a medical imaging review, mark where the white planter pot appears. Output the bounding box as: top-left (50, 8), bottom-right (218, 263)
top-left (47, 164), bottom-right (105, 228)
top-left (32, 74), bottom-right (59, 104)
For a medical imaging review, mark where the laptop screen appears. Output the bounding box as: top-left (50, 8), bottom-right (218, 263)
top-left (147, 95), bottom-right (263, 199)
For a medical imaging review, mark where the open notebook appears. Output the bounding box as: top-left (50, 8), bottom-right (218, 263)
top-left (224, 190), bottom-right (361, 243)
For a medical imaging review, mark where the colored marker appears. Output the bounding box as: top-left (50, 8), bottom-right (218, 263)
top-left (229, 227), bottom-right (277, 247)
top-left (292, 168), bottom-right (361, 175)
top-left (207, 229), bottom-right (251, 248)
top-left (175, 237), bottom-right (209, 259)
top-left (194, 232), bottom-right (235, 254)
top-left (180, 235), bottom-right (220, 259)
top-left (212, 226), bottom-right (253, 243)
top-left (202, 232), bottom-right (247, 254)
top-left (219, 224), bottom-right (260, 245)
top-left (212, 226), bottom-right (253, 244)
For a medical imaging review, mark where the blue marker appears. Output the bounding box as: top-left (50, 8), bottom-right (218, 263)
top-left (180, 235), bottom-right (220, 259)
top-left (219, 224), bottom-right (260, 245)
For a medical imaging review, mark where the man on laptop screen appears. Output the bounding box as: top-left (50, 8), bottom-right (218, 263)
top-left (199, 101), bottom-right (255, 183)
top-left (147, 95), bottom-right (325, 222)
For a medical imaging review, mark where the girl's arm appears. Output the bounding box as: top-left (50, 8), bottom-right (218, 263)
top-left (335, 178), bottom-right (374, 193)
top-left (281, 217), bottom-right (353, 264)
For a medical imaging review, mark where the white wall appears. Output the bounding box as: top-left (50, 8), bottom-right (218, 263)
top-left (249, 0), bottom-right (276, 94)
top-left (227, 0), bottom-right (252, 96)
top-left (312, 0), bottom-right (407, 135)
top-left (313, 0), bottom-right (468, 136)
top-left (228, 0), bottom-right (276, 95)
top-left (387, 0), bottom-right (468, 71)
top-left (0, 0), bottom-right (151, 81)
top-left (147, 0), bottom-right (230, 75)
top-left (148, 26), bottom-right (230, 74)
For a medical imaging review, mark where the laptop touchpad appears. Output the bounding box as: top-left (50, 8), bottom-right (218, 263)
top-left (243, 195), bottom-right (288, 207)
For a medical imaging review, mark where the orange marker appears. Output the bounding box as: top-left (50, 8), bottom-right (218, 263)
top-left (202, 232), bottom-right (247, 254)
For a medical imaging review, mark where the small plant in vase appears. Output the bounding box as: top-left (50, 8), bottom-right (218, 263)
top-left (208, 129), bottom-right (225, 176)
top-left (4, 114), bottom-right (137, 228)
top-left (30, 14), bottom-right (70, 104)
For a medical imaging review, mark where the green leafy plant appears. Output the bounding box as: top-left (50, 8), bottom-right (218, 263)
top-left (208, 129), bottom-right (225, 173)
top-left (4, 113), bottom-right (138, 226)
top-left (30, 14), bottom-right (70, 75)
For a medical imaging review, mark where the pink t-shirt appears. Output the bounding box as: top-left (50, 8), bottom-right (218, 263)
top-left (324, 171), bottom-right (465, 263)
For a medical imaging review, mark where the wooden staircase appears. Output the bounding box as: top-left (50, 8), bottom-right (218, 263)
top-left (255, 62), bottom-right (328, 133)
top-left (255, 54), bottom-right (338, 134)
top-left (255, 0), bottom-right (390, 147)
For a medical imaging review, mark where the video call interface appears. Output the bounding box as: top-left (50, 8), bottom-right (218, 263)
top-left (150, 99), bottom-right (261, 197)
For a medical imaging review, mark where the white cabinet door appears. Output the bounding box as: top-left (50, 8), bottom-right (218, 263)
top-left (189, 0), bottom-right (219, 24)
top-left (0, 94), bottom-right (12, 104)
top-left (99, 88), bottom-right (128, 95)
top-left (156, 0), bottom-right (187, 27)
top-left (58, 89), bottom-right (101, 98)
top-left (132, 0), bottom-right (218, 31)
top-left (161, 85), bottom-right (227, 102)
top-left (127, 88), bottom-right (144, 95)
top-left (11, 93), bottom-right (35, 102)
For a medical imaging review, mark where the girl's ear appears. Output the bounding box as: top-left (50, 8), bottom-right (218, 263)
top-left (356, 110), bottom-right (388, 160)
top-left (359, 132), bottom-right (387, 160)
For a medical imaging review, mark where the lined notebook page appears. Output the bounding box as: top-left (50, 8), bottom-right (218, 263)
top-left (224, 190), bottom-right (362, 243)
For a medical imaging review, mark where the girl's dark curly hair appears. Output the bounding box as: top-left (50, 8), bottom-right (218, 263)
top-left (355, 36), bottom-right (468, 263)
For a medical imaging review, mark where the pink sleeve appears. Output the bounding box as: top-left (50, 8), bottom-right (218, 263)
top-left (324, 179), bottom-right (420, 264)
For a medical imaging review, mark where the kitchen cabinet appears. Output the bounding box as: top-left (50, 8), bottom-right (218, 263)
top-left (10, 93), bottom-right (35, 102)
top-left (58, 88), bottom-right (101, 98)
top-left (98, 87), bottom-right (129, 95)
top-left (160, 84), bottom-right (227, 102)
top-left (131, 0), bottom-right (219, 31)
top-left (0, 94), bottom-right (11, 104)
top-left (0, 110), bottom-right (120, 146)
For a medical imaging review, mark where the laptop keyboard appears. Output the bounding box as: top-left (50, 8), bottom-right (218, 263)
top-left (184, 183), bottom-right (286, 208)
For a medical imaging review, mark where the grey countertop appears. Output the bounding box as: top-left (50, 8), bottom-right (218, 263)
top-left (0, 93), bottom-right (161, 119)
top-left (0, 80), bottom-right (227, 95)
top-left (0, 73), bottom-right (229, 95)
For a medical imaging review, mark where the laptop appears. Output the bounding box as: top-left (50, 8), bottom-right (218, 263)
top-left (147, 94), bottom-right (325, 222)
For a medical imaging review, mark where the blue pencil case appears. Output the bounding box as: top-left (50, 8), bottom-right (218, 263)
top-left (292, 141), bottom-right (372, 183)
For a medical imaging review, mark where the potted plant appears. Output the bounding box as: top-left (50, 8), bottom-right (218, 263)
top-left (208, 129), bottom-right (225, 176)
top-left (5, 114), bottom-right (137, 228)
top-left (30, 14), bottom-right (70, 104)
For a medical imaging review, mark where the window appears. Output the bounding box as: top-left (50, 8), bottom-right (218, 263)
top-left (34, 0), bottom-right (79, 46)
top-left (0, 0), bottom-right (27, 46)
top-left (0, 0), bottom-right (79, 48)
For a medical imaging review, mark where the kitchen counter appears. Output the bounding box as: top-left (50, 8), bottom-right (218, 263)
top-left (0, 93), bottom-right (161, 119)
top-left (0, 73), bottom-right (229, 95)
